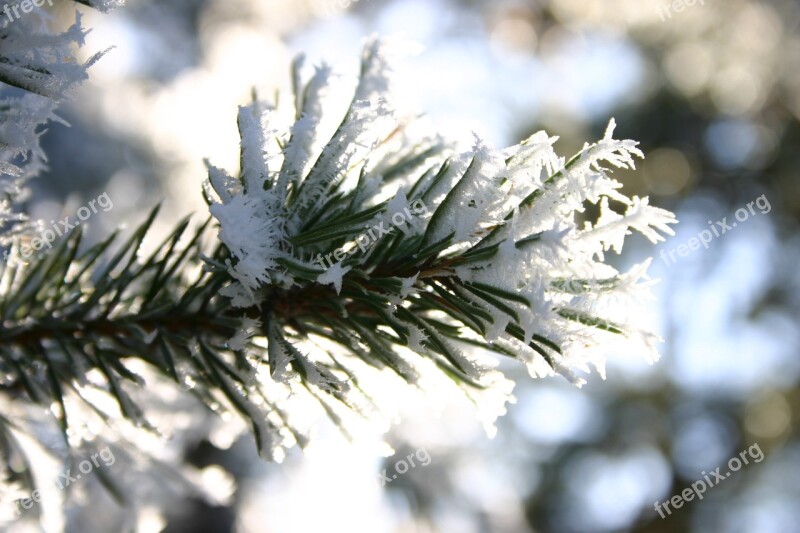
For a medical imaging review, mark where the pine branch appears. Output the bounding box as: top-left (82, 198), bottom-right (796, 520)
top-left (0, 36), bottom-right (677, 516)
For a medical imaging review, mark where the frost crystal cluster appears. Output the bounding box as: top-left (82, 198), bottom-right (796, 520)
top-left (0, 7), bottom-right (109, 244)
top-left (203, 37), bottom-right (678, 457)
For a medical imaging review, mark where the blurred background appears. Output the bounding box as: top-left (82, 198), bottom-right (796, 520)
top-left (27, 0), bottom-right (800, 531)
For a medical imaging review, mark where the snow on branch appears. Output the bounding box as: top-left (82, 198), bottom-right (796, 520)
top-left (203, 37), bottom-right (678, 448)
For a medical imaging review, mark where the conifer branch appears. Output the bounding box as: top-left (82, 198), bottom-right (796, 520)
top-left (0, 36), bottom-right (677, 514)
